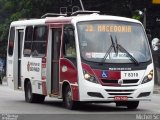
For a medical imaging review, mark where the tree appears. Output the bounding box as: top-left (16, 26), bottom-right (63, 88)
top-left (0, 0), bottom-right (58, 57)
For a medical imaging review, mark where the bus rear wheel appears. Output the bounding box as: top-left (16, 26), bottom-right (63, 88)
top-left (25, 81), bottom-right (45, 103)
top-left (63, 85), bottom-right (77, 110)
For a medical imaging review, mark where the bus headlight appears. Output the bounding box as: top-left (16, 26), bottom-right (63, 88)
top-left (142, 70), bottom-right (153, 84)
top-left (83, 70), bottom-right (98, 84)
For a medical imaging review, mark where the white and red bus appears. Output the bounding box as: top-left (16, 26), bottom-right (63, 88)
top-left (7, 11), bottom-right (154, 109)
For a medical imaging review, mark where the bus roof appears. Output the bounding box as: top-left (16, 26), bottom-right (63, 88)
top-left (71, 14), bottom-right (141, 24)
top-left (10, 13), bottom-right (141, 27)
top-left (11, 18), bottom-right (46, 26)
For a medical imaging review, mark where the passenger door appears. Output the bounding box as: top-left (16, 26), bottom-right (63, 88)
top-left (7, 27), bottom-right (24, 90)
top-left (17, 29), bottom-right (24, 88)
top-left (46, 24), bottom-right (62, 95)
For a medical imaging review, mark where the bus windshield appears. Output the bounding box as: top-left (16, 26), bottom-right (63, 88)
top-left (77, 21), bottom-right (151, 63)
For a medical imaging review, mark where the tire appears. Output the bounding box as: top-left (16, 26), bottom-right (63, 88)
top-left (126, 101), bottom-right (139, 109)
top-left (63, 85), bottom-right (77, 110)
top-left (25, 81), bottom-right (45, 103)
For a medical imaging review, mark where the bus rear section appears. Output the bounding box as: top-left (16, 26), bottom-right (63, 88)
top-left (7, 26), bottom-right (25, 90)
top-left (7, 22), bottom-right (48, 103)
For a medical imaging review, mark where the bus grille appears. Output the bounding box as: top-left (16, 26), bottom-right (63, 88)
top-left (101, 79), bottom-right (139, 86)
top-left (105, 89), bottom-right (135, 96)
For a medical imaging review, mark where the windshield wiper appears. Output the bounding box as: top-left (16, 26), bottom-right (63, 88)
top-left (115, 37), bottom-right (139, 65)
top-left (100, 35), bottom-right (139, 65)
top-left (100, 35), bottom-right (117, 64)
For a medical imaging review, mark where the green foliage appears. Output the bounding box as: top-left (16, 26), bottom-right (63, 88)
top-left (0, 0), bottom-right (132, 57)
top-left (0, 0), bottom-right (57, 57)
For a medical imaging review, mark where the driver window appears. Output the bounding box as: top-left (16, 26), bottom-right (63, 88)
top-left (63, 25), bottom-right (76, 57)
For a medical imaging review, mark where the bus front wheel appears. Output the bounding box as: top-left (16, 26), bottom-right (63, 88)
top-left (25, 81), bottom-right (45, 103)
top-left (126, 101), bottom-right (139, 109)
top-left (63, 85), bottom-right (77, 110)
top-left (116, 101), bottom-right (139, 109)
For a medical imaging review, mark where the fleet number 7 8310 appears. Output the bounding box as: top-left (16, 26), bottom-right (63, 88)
top-left (124, 73), bottom-right (138, 77)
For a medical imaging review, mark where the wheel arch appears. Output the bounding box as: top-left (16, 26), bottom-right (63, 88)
top-left (62, 81), bottom-right (71, 99)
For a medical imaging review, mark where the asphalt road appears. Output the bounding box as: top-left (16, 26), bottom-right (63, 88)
top-left (0, 85), bottom-right (160, 120)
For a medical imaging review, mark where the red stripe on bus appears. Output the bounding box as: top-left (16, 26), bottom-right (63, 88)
top-left (42, 82), bottom-right (47, 96)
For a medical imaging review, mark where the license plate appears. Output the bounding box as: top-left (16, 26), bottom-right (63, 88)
top-left (114, 96), bottom-right (128, 101)
top-left (122, 72), bottom-right (139, 79)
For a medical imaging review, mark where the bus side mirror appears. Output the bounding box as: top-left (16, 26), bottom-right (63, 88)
top-left (152, 38), bottom-right (160, 51)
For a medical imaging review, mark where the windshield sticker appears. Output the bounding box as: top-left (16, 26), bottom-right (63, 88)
top-left (85, 52), bottom-right (106, 58)
top-left (91, 53), bottom-right (106, 58)
top-left (85, 52), bottom-right (133, 59)
top-left (111, 53), bottom-right (133, 59)
top-left (85, 52), bottom-right (92, 58)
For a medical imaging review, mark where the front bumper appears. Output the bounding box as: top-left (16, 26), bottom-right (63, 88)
top-left (79, 80), bottom-right (154, 102)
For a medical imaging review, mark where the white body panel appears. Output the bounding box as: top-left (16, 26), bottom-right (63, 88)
top-left (21, 57), bottom-right (43, 94)
top-left (7, 56), bottom-right (14, 89)
top-left (7, 19), bottom-right (46, 92)
top-left (7, 26), bottom-right (25, 90)
top-left (46, 28), bottom-right (52, 94)
top-left (77, 63), bottom-right (154, 101)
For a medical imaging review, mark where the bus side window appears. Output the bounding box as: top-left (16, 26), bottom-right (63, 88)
top-left (63, 27), bottom-right (76, 57)
top-left (23, 26), bottom-right (33, 57)
top-left (32, 26), bottom-right (48, 57)
top-left (8, 27), bottom-right (15, 56)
